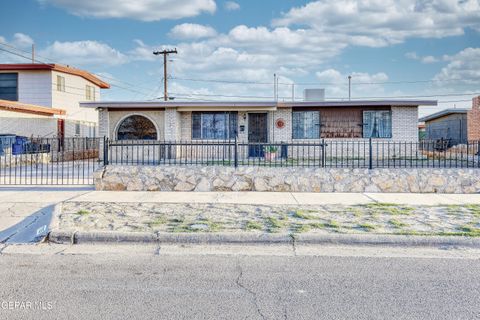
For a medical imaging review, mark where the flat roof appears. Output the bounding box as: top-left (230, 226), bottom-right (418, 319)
top-left (81, 99), bottom-right (437, 109)
top-left (419, 108), bottom-right (470, 122)
top-left (0, 64), bottom-right (110, 89)
top-left (0, 99), bottom-right (66, 116)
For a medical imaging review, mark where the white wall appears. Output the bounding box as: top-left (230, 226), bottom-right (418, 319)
top-left (13, 71), bottom-right (52, 107)
top-left (51, 70), bottom-right (100, 127)
top-left (0, 110), bottom-right (57, 137)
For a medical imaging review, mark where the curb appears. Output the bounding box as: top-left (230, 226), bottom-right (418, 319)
top-left (47, 230), bottom-right (480, 248)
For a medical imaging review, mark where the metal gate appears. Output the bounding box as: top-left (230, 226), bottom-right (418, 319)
top-left (0, 137), bottom-right (101, 185)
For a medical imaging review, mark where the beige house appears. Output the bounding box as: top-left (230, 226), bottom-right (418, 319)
top-left (0, 63), bottom-right (109, 138)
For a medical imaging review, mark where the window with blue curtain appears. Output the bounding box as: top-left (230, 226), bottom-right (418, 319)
top-left (192, 112), bottom-right (237, 140)
top-left (0, 73), bottom-right (18, 101)
top-left (363, 111), bottom-right (392, 138)
top-left (292, 111), bottom-right (320, 139)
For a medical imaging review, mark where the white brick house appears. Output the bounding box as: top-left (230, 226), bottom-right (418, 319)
top-left (0, 64), bottom-right (109, 137)
top-left (81, 100), bottom-right (435, 144)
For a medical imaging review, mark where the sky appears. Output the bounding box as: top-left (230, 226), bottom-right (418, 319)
top-left (0, 0), bottom-right (479, 117)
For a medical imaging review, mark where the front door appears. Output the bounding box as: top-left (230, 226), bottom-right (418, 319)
top-left (248, 113), bottom-right (268, 157)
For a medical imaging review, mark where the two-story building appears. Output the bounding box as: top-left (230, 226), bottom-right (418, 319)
top-left (0, 63), bottom-right (109, 138)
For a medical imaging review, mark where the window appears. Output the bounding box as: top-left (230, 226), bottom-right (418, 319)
top-left (0, 73), bottom-right (18, 101)
top-left (85, 85), bottom-right (95, 101)
top-left (117, 115), bottom-right (157, 140)
top-left (75, 123), bottom-right (81, 136)
top-left (192, 112), bottom-right (237, 140)
top-left (56, 75), bottom-right (65, 92)
top-left (363, 111), bottom-right (392, 138)
top-left (292, 111), bottom-right (320, 139)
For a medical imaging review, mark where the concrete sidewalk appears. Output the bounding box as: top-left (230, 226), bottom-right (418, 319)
top-left (1, 186), bottom-right (480, 246)
top-left (1, 186), bottom-right (480, 206)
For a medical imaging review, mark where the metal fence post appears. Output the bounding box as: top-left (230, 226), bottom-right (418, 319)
top-left (103, 137), bottom-right (109, 166)
top-left (369, 138), bottom-right (373, 170)
top-left (477, 141), bottom-right (480, 168)
top-left (321, 138), bottom-right (325, 168)
top-left (234, 136), bottom-right (238, 168)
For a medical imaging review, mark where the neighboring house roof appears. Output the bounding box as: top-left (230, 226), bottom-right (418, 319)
top-left (0, 99), bottom-right (66, 116)
top-left (418, 108), bottom-right (469, 122)
top-left (0, 64), bottom-right (110, 89)
top-left (80, 99), bottom-right (437, 110)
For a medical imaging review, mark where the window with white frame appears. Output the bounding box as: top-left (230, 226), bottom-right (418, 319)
top-left (85, 85), bottom-right (95, 101)
top-left (362, 110), bottom-right (392, 138)
top-left (192, 112), bottom-right (237, 140)
top-left (56, 75), bottom-right (65, 92)
top-left (292, 111), bottom-right (320, 139)
top-left (75, 123), bottom-right (81, 136)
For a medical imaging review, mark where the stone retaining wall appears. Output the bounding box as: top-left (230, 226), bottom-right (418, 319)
top-left (94, 165), bottom-right (480, 193)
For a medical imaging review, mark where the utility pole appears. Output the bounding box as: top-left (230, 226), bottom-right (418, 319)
top-left (348, 75), bottom-right (352, 101)
top-left (31, 44), bottom-right (35, 63)
top-left (153, 48), bottom-right (178, 101)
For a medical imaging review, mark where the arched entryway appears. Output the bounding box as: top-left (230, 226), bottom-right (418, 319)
top-left (116, 115), bottom-right (158, 140)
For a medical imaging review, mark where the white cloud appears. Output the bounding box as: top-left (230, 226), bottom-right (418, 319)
top-left (169, 23), bottom-right (217, 40)
top-left (37, 0), bottom-right (216, 21)
top-left (0, 33), bottom-right (35, 63)
top-left (40, 40), bottom-right (128, 66)
top-left (315, 69), bottom-right (389, 97)
top-left (405, 51), bottom-right (439, 63)
top-left (11, 33), bottom-right (34, 48)
top-left (433, 47), bottom-right (480, 84)
top-left (273, 0), bottom-right (480, 47)
top-left (224, 1), bottom-right (240, 11)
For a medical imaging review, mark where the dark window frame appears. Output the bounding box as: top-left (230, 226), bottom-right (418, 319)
top-left (292, 111), bottom-right (320, 139)
top-left (192, 111), bottom-right (238, 140)
top-left (0, 73), bottom-right (18, 101)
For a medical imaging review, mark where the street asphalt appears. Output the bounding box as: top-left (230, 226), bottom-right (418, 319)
top-left (0, 244), bottom-right (479, 320)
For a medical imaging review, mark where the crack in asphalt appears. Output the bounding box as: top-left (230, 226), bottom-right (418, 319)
top-left (235, 260), bottom-right (266, 320)
top-left (291, 235), bottom-right (297, 257)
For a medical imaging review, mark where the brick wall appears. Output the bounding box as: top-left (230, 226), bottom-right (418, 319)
top-left (468, 96), bottom-right (480, 140)
top-left (270, 108), bottom-right (292, 142)
top-left (391, 106), bottom-right (418, 141)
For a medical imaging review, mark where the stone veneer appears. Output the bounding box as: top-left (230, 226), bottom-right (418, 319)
top-left (95, 165), bottom-right (480, 193)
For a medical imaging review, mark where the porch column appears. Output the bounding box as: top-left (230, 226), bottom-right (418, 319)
top-left (164, 107), bottom-right (181, 141)
top-left (98, 108), bottom-right (109, 162)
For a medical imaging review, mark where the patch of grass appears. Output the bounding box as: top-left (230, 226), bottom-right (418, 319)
top-left (389, 219), bottom-right (408, 228)
top-left (148, 217), bottom-right (167, 228)
top-left (245, 221), bottom-right (263, 231)
top-left (458, 225), bottom-right (480, 236)
top-left (465, 204), bottom-right (480, 216)
top-left (264, 216), bottom-right (284, 233)
top-left (76, 209), bottom-right (90, 216)
top-left (323, 220), bottom-right (340, 229)
top-left (292, 210), bottom-right (316, 220)
top-left (309, 222), bottom-right (325, 229)
top-left (358, 223), bottom-right (376, 231)
top-left (348, 207), bottom-right (364, 217)
top-left (169, 217), bottom-right (185, 224)
top-left (291, 223), bottom-right (311, 233)
top-left (365, 203), bottom-right (414, 215)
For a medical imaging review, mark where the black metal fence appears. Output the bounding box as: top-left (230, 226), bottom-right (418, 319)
top-left (106, 138), bottom-right (480, 169)
top-left (0, 137), bottom-right (101, 185)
